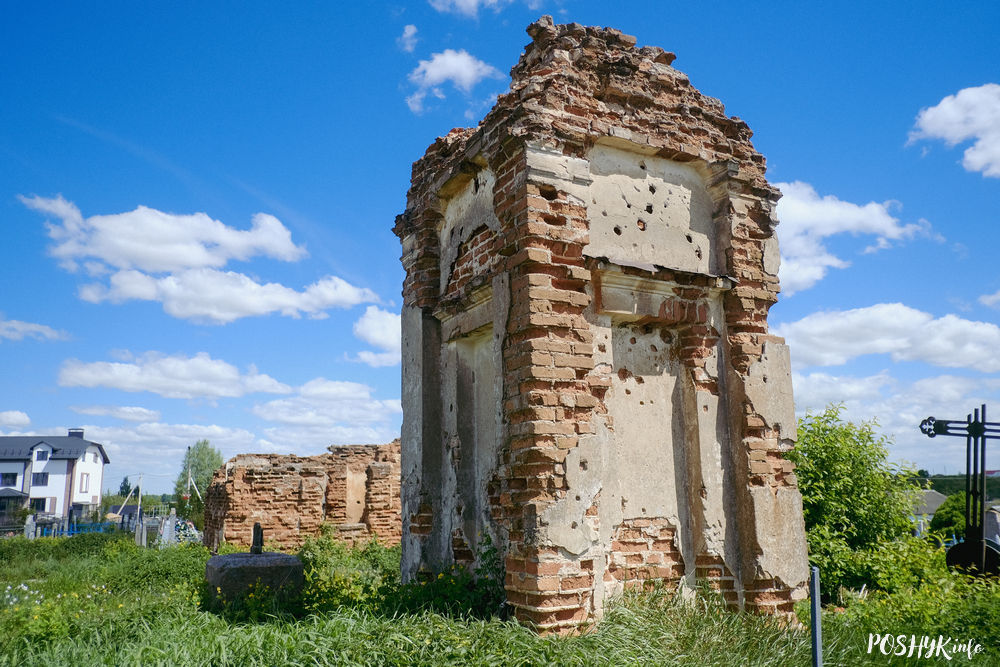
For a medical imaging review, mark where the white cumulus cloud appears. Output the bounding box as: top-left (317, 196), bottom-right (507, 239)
top-left (0, 411), bottom-right (30, 428)
top-left (353, 306), bottom-right (401, 367)
top-left (791, 371), bottom-right (895, 414)
top-left (790, 372), bottom-right (1000, 474)
top-left (253, 377), bottom-right (402, 449)
top-left (71, 405), bottom-right (161, 422)
top-left (776, 303), bottom-right (1000, 371)
top-left (775, 181), bottom-right (934, 294)
top-left (406, 49), bottom-right (502, 113)
top-left (397, 24), bottom-right (418, 52)
top-left (20, 196), bottom-right (378, 324)
top-left (79, 268), bottom-right (377, 325)
top-left (428, 0), bottom-right (510, 18)
top-left (20, 196), bottom-right (305, 273)
top-left (58, 351), bottom-right (291, 399)
top-left (909, 83), bottom-right (1000, 178)
top-left (0, 316), bottom-right (66, 342)
top-left (254, 378), bottom-right (401, 426)
top-left (82, 421), bottom-right (261, 493)
top-left (976, 288), bottom-right (1000, 310)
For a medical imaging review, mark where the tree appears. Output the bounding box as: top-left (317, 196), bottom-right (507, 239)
top-left (786, 405), bottom-right (924, 595)
top-left (173, 440), bottom-right (223, 529)
top-left (119, 476), bottom-right (132, 497)
top-left (789, 405), bottom-right (920, 549)
top-left (173, 439), bottom-right (224, 499)
top-left (930, 491), bottom-right (967, 538)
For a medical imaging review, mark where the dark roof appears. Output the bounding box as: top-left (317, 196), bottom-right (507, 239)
top-left (915, 489), bottom-right (948, 516)
top-left (0, 488), bottom-right (27, 498)
top-left (0, 434), bottom-right (110, 464)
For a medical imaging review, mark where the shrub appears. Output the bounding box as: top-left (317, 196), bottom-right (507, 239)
top-left (0, 537), bottom-right (60, 564)
top-left (789, 405), bottom-right (921, 550)
top-left (828, 571), bottom-right (1000, 661)
top-left (297, 530), bottom-right (505, 620)
top-left (385, 533), bottom-right (505, 619)
top-left (929, 491), bottom-right (967, 538)
top-left (101, 542), bottom-right (210, 593)
top-left (298, 529), bottom-right (400, 613)
top-left (0, 532), bottom-right (132, 565)
top-left (787, 405), bottom-right (923, 596)
top-left (52, 531), bottom-right (128, 559)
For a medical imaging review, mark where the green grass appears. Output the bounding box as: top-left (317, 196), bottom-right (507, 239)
top-left (0, 533), bottom-right (995, 666)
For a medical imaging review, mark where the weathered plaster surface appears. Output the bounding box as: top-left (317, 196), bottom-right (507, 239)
top-left (586, 144), bottom-right (715, 275)
top-left (745, 341), bottom-right (797, 444)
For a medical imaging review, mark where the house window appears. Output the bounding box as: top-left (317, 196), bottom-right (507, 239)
top-left (30, 498), bottom-right (46, 512)
top-left (36, 450), bottom-right (48, 461)
top-left (0, 473), bottom-right (15, 486)
top-left (32, 472), bottom-right (49, 486)
top-left (93, 453), bottom-right (99, 463)
top-left (79, 473), bottom-right (90, 494)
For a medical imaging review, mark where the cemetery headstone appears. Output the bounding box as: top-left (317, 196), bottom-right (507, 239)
top-left (204, 523), bottom-right (303, 611)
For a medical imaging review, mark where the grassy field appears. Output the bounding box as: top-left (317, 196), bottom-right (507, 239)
top-left (0, 532), bottom-right (993, 666)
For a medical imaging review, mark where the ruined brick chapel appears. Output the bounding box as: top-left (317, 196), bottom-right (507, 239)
top-left (394, 17), bottom-right (809, 630)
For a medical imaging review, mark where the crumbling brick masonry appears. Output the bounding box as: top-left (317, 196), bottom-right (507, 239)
top-left (203, 441), bottom-right (401, 550)
top-left (394, 16), bottom-right (809, 631)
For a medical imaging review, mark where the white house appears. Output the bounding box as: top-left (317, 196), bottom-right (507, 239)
top-left (0, 428), bottom-right (110, 519)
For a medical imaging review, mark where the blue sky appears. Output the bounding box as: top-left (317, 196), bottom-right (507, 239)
top-left (2, 1), bottom-right (999, 494)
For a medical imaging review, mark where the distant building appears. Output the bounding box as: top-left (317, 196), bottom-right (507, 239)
top-left (0, 429), bottom-right (110, 519)
top-left (108, 504), bottom-right (139, 516)
top-left (986, 470), bottom-right (1000, 478)
top-left (986, 507), bottom-right (1000, 544)
top-left (912, 489), bottom-right (949, 537)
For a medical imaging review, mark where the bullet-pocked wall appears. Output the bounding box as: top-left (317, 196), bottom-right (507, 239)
top-left (394, 16), bottom-right (809, 632)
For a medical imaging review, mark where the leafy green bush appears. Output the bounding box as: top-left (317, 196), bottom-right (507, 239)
top-left (386, 533), bottom-right (505, 619)
top-left (806, 530), bottom-right (949, 601)
top-left (0, 532), bottom-right (132, 566)
top-left (52, 531), bottom-right (127, 559)
top-left (855, 535), bottom-right (948, 593)
top-left (789, 405), bottom-right (921, 550)
top-left (788, 405), bottom-right (923, 597)
top-left (929, 491), bottom-right (967, 538)
top-left (100, 541), bottom-right (209, 593)
top-left (298, 529), bottom-right (400, 613)
top-left (0, 536), bottom-right (60, 564)
top-left (297, 529), bottom-right (505, 620)
top-left (827, 571), bottom-right (1000, 661)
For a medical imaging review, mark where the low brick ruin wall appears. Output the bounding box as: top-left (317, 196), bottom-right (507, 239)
top-left (203, 440), bottom-right (401, 550)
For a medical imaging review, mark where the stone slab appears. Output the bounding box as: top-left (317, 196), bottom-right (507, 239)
top-left (205, 552), bottom-right (304, 609)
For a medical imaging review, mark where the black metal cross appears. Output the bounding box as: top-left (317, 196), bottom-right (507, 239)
top-left (920, 404), bottom-right (999, 575)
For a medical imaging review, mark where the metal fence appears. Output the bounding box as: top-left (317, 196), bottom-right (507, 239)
top-left (2, 511), bottom-right (199, 549)
top-left (33, 521), bottom-right (118, 538)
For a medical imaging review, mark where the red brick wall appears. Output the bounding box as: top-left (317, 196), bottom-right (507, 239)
top-left (445, 224), bottom-right (501, 298)
top-left (203, 440), bottom-right (400, 550)
top-left (606, 518), bottom-right (684, 590)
